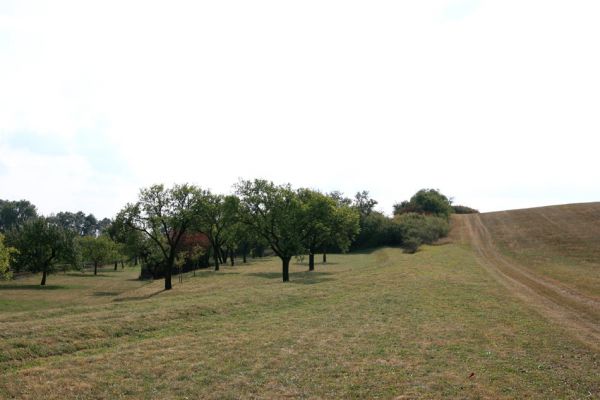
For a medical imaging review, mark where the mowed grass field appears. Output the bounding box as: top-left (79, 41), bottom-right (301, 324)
top-left (1, 233), bottom-right (598, 399)
top-left (479, 202), bottom-right (600, 298)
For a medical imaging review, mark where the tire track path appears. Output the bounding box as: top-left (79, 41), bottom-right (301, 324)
top-left (454, 214), bottom-right (600, 350)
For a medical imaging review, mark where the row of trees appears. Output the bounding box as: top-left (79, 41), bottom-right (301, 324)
top-left (1, 184), bottom-right (470, 288)
top-left (116, 180), bottom-right (361, 289)
top-left (0, 200), bottom-right (125, 285)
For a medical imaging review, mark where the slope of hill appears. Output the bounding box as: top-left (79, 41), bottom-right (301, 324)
top-left (452, 203), bottom-right (600, 351)
top-left (2, 247), bottom-right (598, 398)
top-left (480, 202), bottom-right (600, 297)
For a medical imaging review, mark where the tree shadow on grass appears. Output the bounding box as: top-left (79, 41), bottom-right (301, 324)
top-left (65, 273), bottom-right (111, 278)
top-left (93, 291), bottom-right (121, 297)
top-left (247, 271), bottom-right (335, 285)
top-left (113, 289), bottom-right (165, 302)
top-left (294, 262), bottom-right (341, 266)
top-left (0, 284), bottom-right (71, 291)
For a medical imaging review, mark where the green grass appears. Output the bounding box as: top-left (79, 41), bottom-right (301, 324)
top-left (0, 246), bottom-right (598, 399)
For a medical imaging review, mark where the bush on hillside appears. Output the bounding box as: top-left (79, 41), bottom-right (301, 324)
top-left (402, 236), bottom-right (422, 254)
top-left (393, 189), bottom-right (453, 218)
top-left (452, 205), bottom-right (479, 214)
top-left (394, 213), bottom-right (449, 252)
top-left (352, 211), bottom-right (402, 249)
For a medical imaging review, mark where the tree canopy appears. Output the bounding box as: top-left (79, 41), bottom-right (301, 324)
top-left (79, 235), bottom-right (118, 275)
top-left (0, 233), bottom-right (17, 280)
top-left (8, 217), bottom-right (78, 285)
top-left (393, 188), bottom-right (453, 218)
top-left (0, 199), bottom-right (38, 233)
top-left (298, 189), bottom-right (360, 271)
top-left (117, 184), bottom-right (204, 290)
top-left (194, 192), bottom-right (238, 271)
top-left (236, 179), bottom-right (305, 282)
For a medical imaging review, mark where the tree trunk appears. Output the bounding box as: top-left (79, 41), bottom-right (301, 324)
top-left (134, 256), bottom-right (139, 266)
top-left (165, 258), bottom-right (173, 290)
top-left (221, 248), bottom-right (228, 264)
top-left (230, 249), bottom-right (235, 266)
top-left (214, 251), bottom-right (220, 271)
top-left (309, 253), bottom-right (315, 271)
top-left (94, 261), bottom-right (98, 276)
top-left (40, 269), bottom-right (47, 286)
top-left (243, 251), bottom-right (247, 263)
top-left (114, 261), bottom-right (118, 271)
top-left (282, 256), bottom-right (291, 282)
top-left (323, 253), bottom-right (327, 263)
top-left (121, 260), bottom-right (125, 269)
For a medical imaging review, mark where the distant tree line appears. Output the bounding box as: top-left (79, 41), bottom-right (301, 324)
top-left (0, 199), bottom-right (121, 285)
top-left (1, 183), bottom-right (475, 288)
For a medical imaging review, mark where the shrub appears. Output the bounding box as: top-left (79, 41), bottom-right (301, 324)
top-left (402, 236), bottom-right (422, 254)
top-left (394, 212), bottom-right (449, 252)
top-left (452, 205), bottom-right (479, 214)
top-left (352, 211), bottom-right (402, 249)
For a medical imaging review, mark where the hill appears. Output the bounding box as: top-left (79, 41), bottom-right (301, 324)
top-left (0, 205), bottom-right (598, 398)
top-left (452, 203), bottom-right (600, 351)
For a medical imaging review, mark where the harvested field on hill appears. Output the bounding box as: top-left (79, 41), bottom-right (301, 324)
top-left (477, 202), bottom-right (600, 298)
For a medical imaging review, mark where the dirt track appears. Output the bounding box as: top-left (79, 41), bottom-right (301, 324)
top-left (453, 213), bottom-right (600, 350)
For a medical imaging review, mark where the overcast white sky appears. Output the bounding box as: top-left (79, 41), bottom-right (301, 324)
top-left (1, 0), bottom-right (599, 219)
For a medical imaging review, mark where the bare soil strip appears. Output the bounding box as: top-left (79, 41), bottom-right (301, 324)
top-left (453, 214), bottom-right (600, 350)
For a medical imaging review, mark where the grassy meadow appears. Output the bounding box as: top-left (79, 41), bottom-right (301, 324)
top-left (1, 242), bottom-right (598, 399)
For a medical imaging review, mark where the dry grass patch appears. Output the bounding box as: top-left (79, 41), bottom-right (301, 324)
top-left (479, 202), bottom-right (600, 298)
top-left (1, 247), bottom-right (598, 399)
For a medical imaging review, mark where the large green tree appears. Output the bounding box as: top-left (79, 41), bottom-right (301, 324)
top-left (107, 215), bottom-right (151, 267)
top-left (322, 196), bottom-right (360, 263)
top-left (194, 193), bottom-right (238, 271)
top-left (118, 184), bottom-right (203, 290)
top-left (298, 189), bottom-right (338, 271)
top-left (236, 179), bottom-right (305, 282)
top-left (9, 217), bottom-right (78, 285)
top-left (49, 211), bottom-right (99, 236)
top-left (79, 235), bottom-right (118, 275)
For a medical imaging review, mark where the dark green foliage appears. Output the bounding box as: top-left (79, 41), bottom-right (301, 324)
top-left (352, 212), bottom-right (402, 249)
top-left (194, 192), bottom-right (239, 271)
top-left (0, 199), bottom-right (38, 233)
top-left (7, 217), bottom-right (79, 285)
top-left (394, 212), bottom-right (449, 252)
top-left (48, 211), bottom-right (101, 236)
top-left (353, 191), bottom-right (378, 217)
top-left (393, 189), bottom-right (453, 218)
top-left (0, 233), bottom-right (17, 279)
top-left (117, 183), bottom-right (205, 290)
top-left (452, 205), bottom-right (479, 214)
top-left (298, 189), bottom-right (360, 270)
top-left (79, 235), bottom-right (118, 275)
top-left (402, 236), bottom-right (422, 254)
top-left (107, 215), bottom-right (151, 266)
top-left (236, 179), bottom-right (306, 282)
